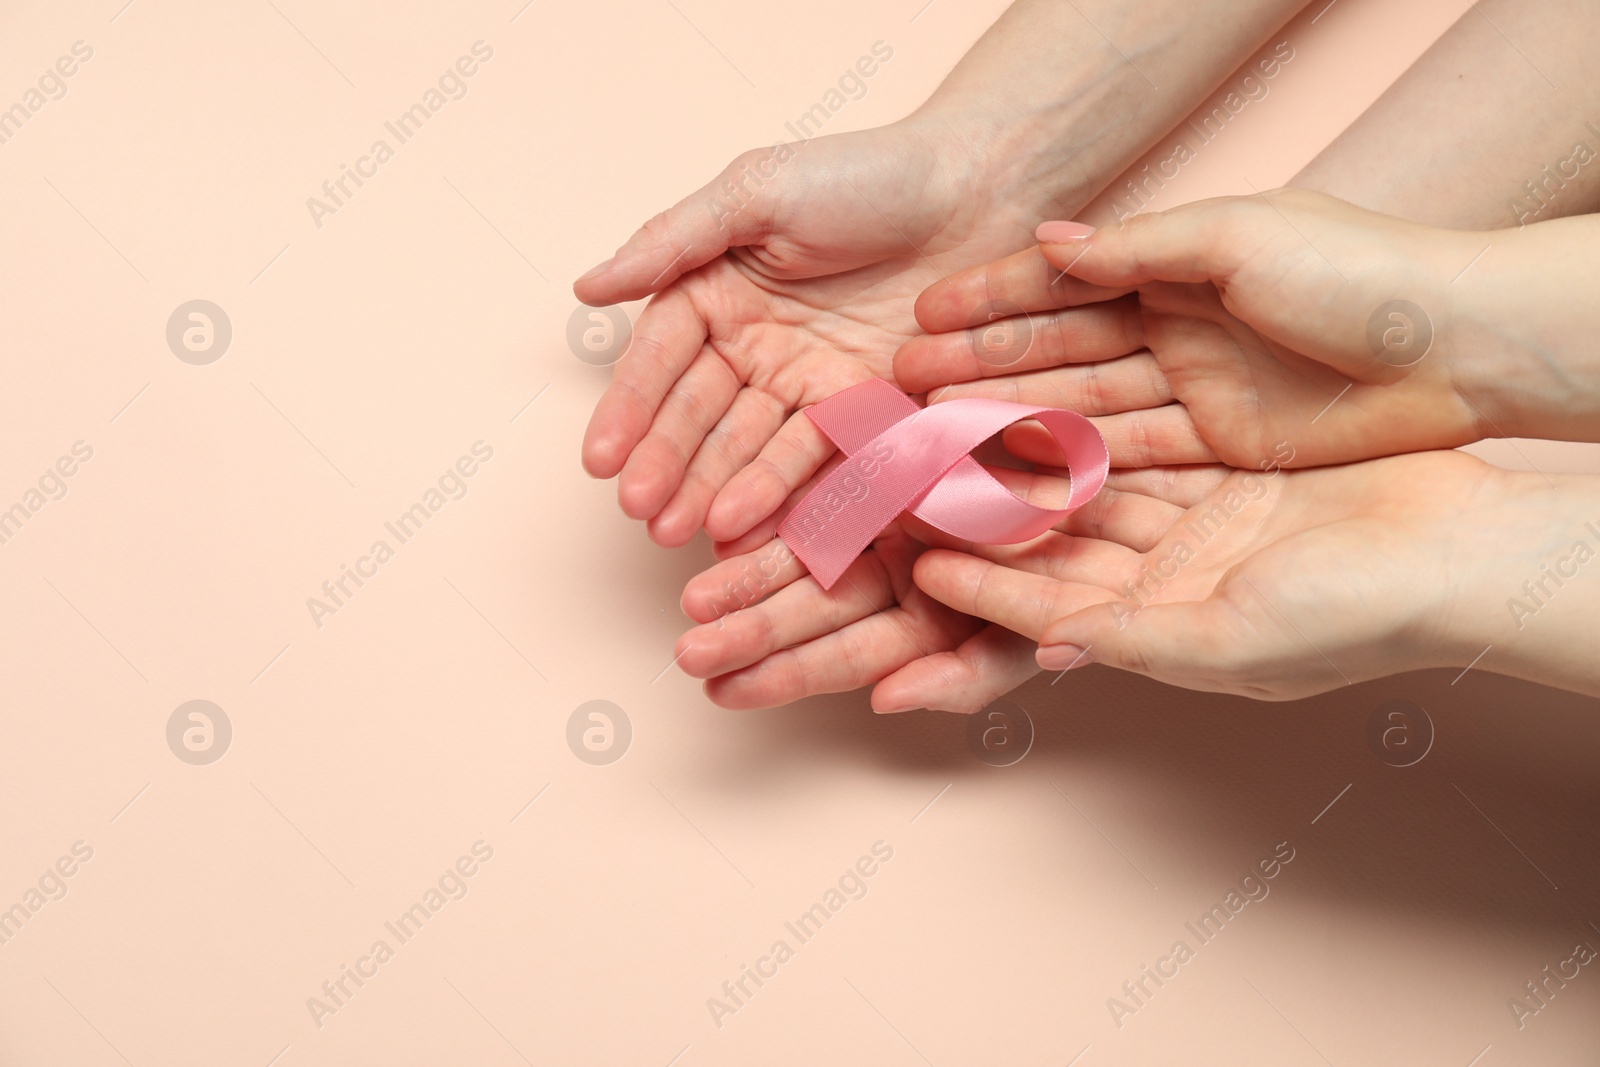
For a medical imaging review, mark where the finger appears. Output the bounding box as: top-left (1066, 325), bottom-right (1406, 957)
top-left (924, 351), bottom-right (1172, 414)
top-left (1039, 195), bottom-right (1268, 289)
top-left (680, 537), bottom-right (808, 624)
top-left (582, 289), bottom-right (708, 479)
top-left (911, 549), bottom-right (1117, 641)
top-left (895, 297), bottom-right (1144, 393)
top-left (1002, 404), bottom-right (1218, 467)
top-left (705, 408), bottom-right (836, 543)
top-left (911, 514), bottom-right (1144, 590)
top-left (1052, 484), bottom-right (1187, 552)
top-left (648, 388), bottom-right (785, 547)
top-left (871, 624), bottom-right (1040, 715)
top-left (702, 595), bottom-right (983, 710)
top-left (574, 148), bottom-right (787, 305)
top-left (676, 547), bottom-right (898, 679)
top-left (616, 349), bottom-right (739, 521)
top-left (709, 465), bottom-right (829, 560)
top-left (712, 518), bottom-right (782, 560)
top-left (1095, 465), bottom-right (1233, 510)
top-left (912, 245), bottom-right (1133, 334)
top-left (1038, 597), bottom-right (1273, 696)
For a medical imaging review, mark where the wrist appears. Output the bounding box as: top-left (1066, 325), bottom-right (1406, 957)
top-left (1429, 469), bottom-right (1600, 687)
top-left (1443, 219), bottom-right (1600, 443)
top-left (900, 0), bottom-right (1136, 216)
top-left (895, 108), bottom-right (1092, 221)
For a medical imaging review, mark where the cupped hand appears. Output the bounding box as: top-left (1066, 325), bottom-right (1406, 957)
top-left (898, 189), bottom-right (1499, 473)
top-left (671, 462), bottom-right (1230, 712)
top-left (575, 119), bottom-right (1141, 548)
top-left (911, 450), bottom-right (1528, 700)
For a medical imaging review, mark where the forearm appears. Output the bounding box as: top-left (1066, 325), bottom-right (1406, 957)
top-left (1290, 0), bottom-right (1600, 229)
top-left (1441, 471), bottom-right (1600, 698)
top-left (911, 0), bottom-right (1309, 215)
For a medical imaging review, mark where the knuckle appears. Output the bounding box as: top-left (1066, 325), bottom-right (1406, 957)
top-left (750, 605), bottom-right (779, 653)
top-left (610, 378), bottom-right (660, 419)
top-left (663, 381), bottom-right (713, 431)
top-left (1039, 310), bottom-right (1073, 364)
top-left (1126, 411), bottom-right (1153, 463)
top-left (622, 331), bottom-right (670, 372)
top-left (1115, 637), bottom-right (1155, 676)
top-left (639, 211), bottom-right (677, 245)
top-left (1079, 360), bottom-right (1106, 413)
top-left (969, 562), bottom-right (1000, 617)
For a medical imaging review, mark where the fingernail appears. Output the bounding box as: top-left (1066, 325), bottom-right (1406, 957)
top-left (577, 256), bottom-right (615, 282)
top-left (877, 704), bottom-right (923, 715)
top-left (1037, 643), bottom-right (1091, 670)
top-left (1035, 221), bottom-right (1096, 243)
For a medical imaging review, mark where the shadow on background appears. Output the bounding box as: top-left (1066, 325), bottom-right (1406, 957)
top-left (675, 663), bottom-right (1600, 939)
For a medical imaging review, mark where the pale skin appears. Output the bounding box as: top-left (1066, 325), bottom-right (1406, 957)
top-left (577, 0), bottom-right (1312, 541)
top-left (579, 0), bottom-right (1311, 709)
top-left (688, 192), bottom-right (1600, 707)
top-left (581, 0), bottom-right (1600, 710)
top-left (912, 193), bottom-right (1600, 700)
top-left (916, 451), bottom-right (1600, 700)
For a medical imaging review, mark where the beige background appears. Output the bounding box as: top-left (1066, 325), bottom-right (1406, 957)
top-left (3, 0), bottom-right (1598, 1064)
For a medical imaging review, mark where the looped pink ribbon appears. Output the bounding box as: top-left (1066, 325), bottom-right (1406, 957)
top-left (778, 379), bottom-right (1110, 590)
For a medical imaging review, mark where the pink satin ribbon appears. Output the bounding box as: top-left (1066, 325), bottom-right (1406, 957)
top-left (778, 379), bottom-right (1110, 590)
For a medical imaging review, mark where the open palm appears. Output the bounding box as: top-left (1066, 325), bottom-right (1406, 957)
top-left (578, 122), bottom-right (1050, 547)
top-left (578, 122), bottom-right (1128, 711)
top-left (912, 450), bottom-right (1520, 699)
top-left (673, 462), bottom-right (1218, 712)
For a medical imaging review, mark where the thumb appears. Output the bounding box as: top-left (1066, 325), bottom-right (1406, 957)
top-left (1038, 597), bottom-right (1260, 694)
top-left (574, 147), bottom-right (784, 305)
top-left (1037, 195), bottom-right (1278, 291)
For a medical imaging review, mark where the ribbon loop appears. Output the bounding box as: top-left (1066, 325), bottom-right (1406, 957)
top-left (777, 378), bottom-right (1110, 589)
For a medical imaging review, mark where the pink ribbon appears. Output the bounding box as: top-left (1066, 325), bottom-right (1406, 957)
top-left (778, 379), bottom-right (1110, 590)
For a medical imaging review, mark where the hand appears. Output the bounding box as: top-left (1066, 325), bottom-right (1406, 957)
top-left (671, 462), bottom-right (1219, 712)
top-left (910, 450), bottom-right (1559, 700)
top-left (577, 121), bottom-right (1138, 713)
top-left (898, 189), bottom-right (1506, 473)
top-left (581, 2), bottom-right (1336, 712)
top-left (574, 0), bottom-right (1322, 542)
top-left (575, 119), bottom-right (1140, 548)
